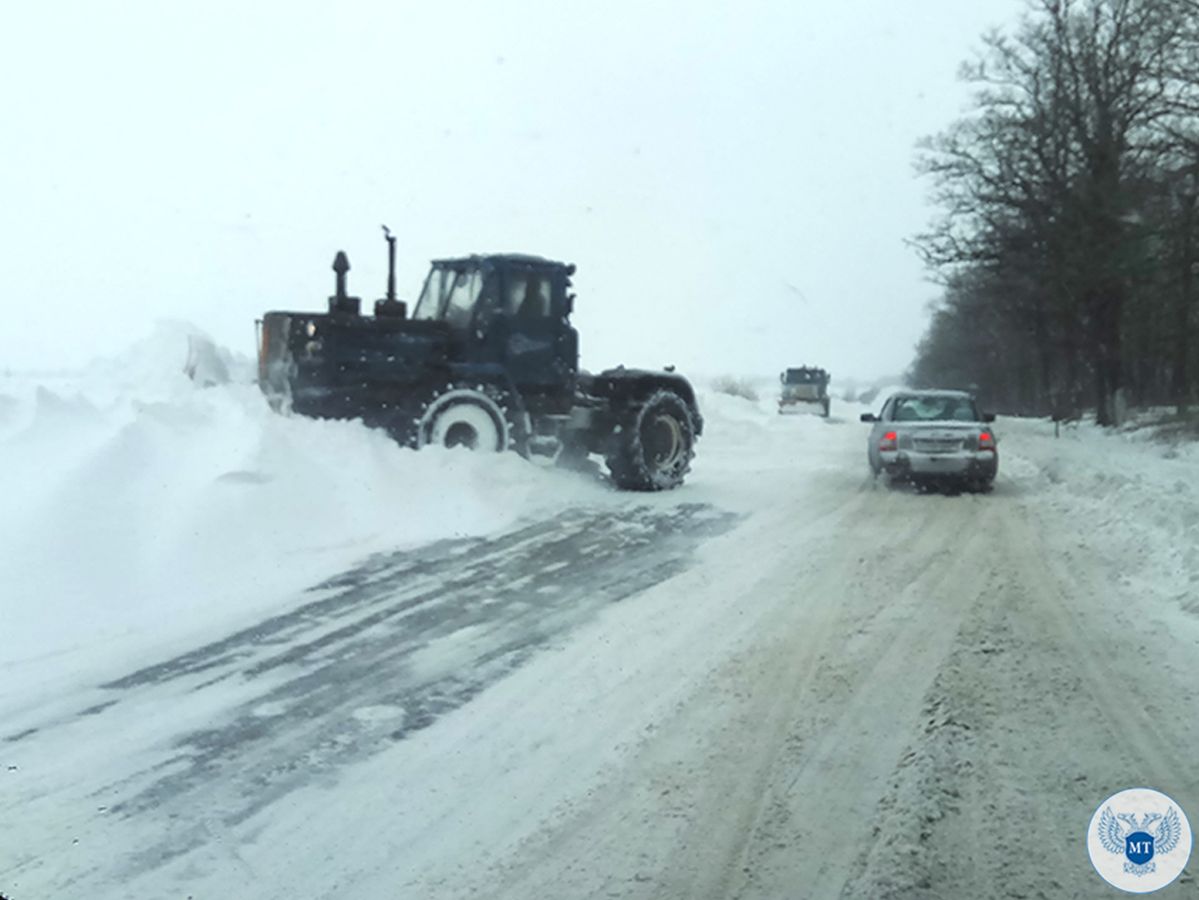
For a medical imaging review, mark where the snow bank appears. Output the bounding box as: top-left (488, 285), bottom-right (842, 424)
top-left (997, 416), bottom-right (1199, 621)
top-left (0, 325), bottom-right (606, 705)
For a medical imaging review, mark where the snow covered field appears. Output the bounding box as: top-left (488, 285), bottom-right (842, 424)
top-left (2, 329), bottom-right (1197, 899)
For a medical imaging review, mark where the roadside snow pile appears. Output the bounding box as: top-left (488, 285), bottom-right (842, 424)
top-left (849, 383), bottom-right (906, 410)
top-left (0, 325), bottom-right (604, 703)
top-left (708, 374), bottom-right (763, 403)
top-left (998, 417), bottom-right (1199, 617)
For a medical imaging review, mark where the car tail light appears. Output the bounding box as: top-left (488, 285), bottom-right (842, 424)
top-left (978, 430), bottom-right (995, 450)
top-left (880, 430), bottom-right (898, 452)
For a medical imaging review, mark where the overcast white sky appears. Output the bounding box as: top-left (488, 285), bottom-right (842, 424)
top-left (1, 0), bottom-right (1024, 381)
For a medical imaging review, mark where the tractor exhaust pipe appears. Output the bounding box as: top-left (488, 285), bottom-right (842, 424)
top-left (383, 225), bottom-right (397, 302)
top-left (375, 225), bottom-right (407, 318)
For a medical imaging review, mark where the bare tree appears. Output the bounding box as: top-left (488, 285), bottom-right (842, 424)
top-left (912, 0), bottom-right (1199, 423)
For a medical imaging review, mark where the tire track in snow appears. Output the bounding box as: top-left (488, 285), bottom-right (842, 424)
top-left (837, 498), bottom-right (1199, 899)
top-left (469, 482), bottom-right (997, 900)
top-left (727, 491), bottom-right (991, 900)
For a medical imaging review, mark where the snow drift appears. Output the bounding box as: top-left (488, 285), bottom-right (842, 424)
top-left (0, 323), bottom-right (611, 704)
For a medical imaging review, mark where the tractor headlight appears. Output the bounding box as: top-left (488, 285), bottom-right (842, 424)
top-left (305, 320), bottom-right (318, 337)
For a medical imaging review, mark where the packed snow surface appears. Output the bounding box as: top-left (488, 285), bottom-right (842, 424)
top-left (2, 328), bottom-right (1197, 899)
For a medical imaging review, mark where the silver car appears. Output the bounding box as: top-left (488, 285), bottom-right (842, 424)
top-left (860, 390), bottom-right (997, 491)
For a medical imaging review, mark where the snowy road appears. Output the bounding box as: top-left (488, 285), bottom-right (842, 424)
top-left (2, 503), bottom-right (736, 891)
top-left (3, 392), bottom-right (1198, 899)
top-left (440, 452), bottom-right (1199, 900)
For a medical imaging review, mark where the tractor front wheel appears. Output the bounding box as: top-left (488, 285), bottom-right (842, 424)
top-left (416, 386), bottom-right (513, 452)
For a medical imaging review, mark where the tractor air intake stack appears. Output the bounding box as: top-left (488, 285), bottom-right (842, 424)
top-left (328, 251), bottom-right (361, 315)
top-left (374, 225), bottom-right (407, 318)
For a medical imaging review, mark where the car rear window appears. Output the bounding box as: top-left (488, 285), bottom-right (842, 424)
top-left (892, 396), bottom-right (978, 422)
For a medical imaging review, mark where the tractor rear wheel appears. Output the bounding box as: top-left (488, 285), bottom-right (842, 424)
top-left (605, 389), bottom-right (696, 491)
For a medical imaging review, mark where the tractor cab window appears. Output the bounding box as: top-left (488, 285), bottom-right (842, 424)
top-left (413, 267), bottom-right (482, 328)
top-left (443, 270), bottom-right (482, 328)
top-left (505, 272), bottom-right (552, 319)
top-left (412, 269), bottom-right (448, 321)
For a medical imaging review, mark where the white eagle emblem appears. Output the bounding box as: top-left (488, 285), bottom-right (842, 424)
top-left (1098, 805), bottom-right (1184, 876)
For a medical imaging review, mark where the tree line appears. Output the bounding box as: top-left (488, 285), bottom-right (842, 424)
top-left (908, 0), bottom-right (1199, 424)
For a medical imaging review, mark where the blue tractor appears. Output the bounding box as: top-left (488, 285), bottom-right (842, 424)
top-left (258, 230), bottom-right (702, 490)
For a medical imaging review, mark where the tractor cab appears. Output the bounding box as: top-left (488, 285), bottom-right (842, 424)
top-left (412, 255), bottom-right (579, 391)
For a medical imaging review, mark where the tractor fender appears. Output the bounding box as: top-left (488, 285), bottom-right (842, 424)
top-left (580, 367), bottom-right (703, 435)
top-left (440, 363), bottom-right (532, 440)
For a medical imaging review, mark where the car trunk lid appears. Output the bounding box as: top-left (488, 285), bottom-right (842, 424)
top-left (896, 421), bottom-right (980, 452)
